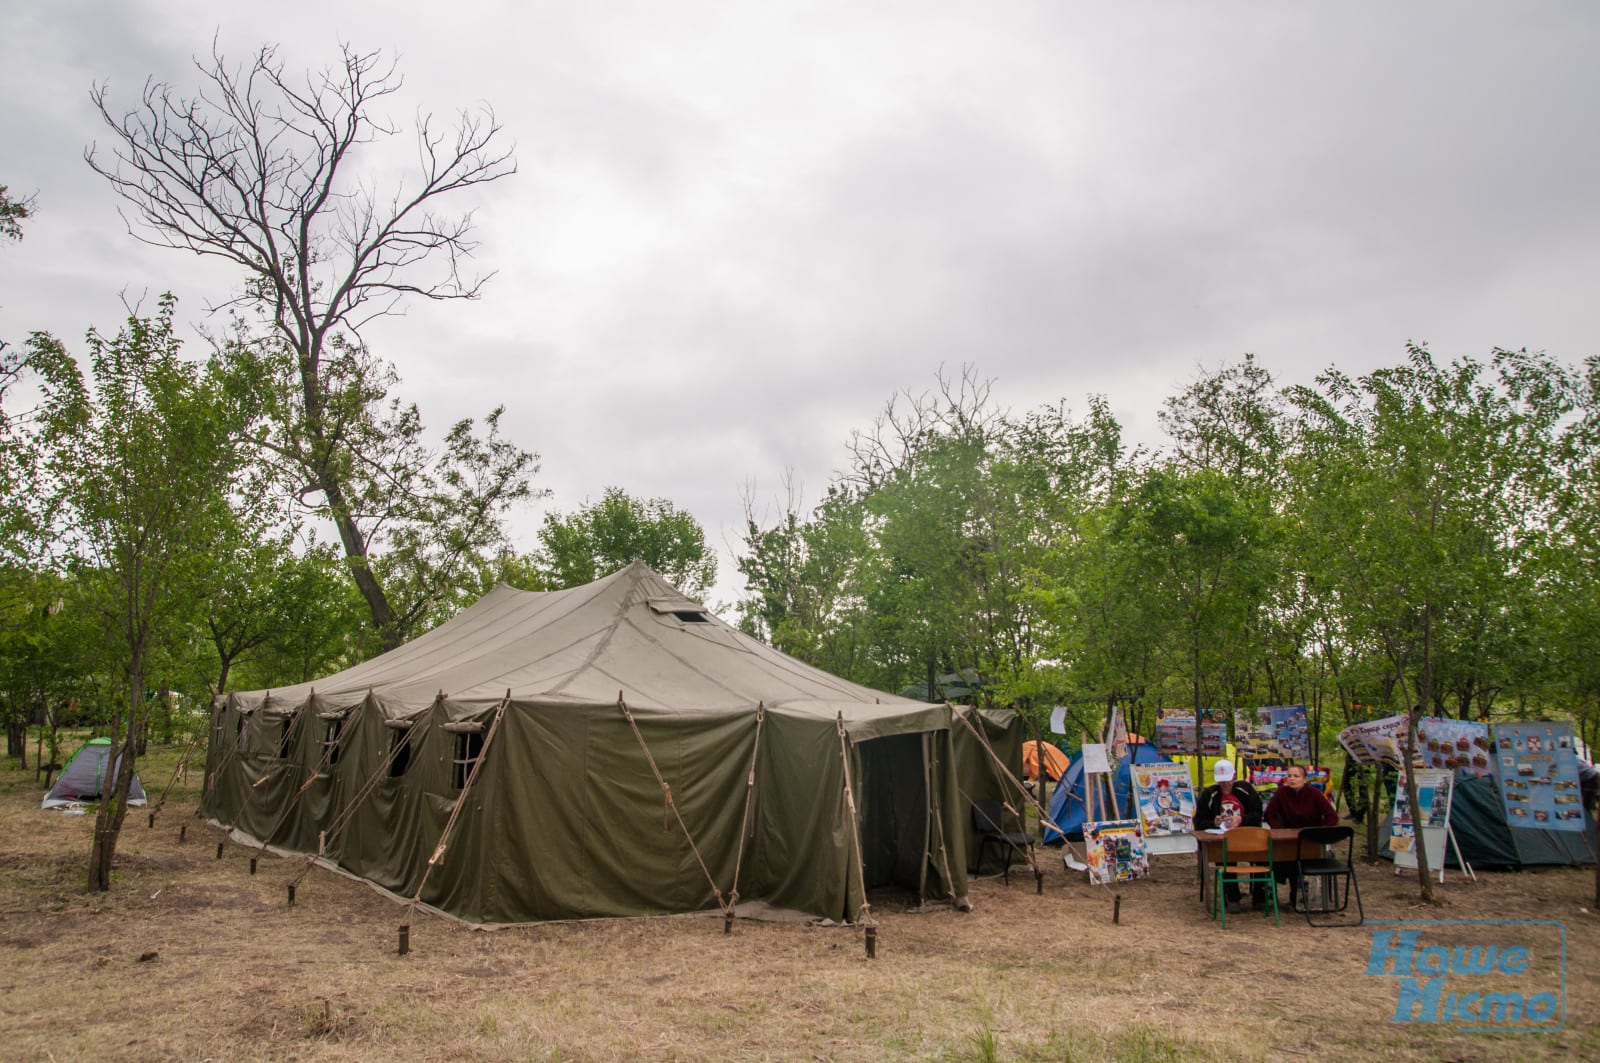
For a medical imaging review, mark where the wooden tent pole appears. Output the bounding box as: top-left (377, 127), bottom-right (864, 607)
top-left (402, 693), bottom-right (510, 943)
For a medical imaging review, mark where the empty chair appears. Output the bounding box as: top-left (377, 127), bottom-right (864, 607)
top-left (971, 799), bottom-right (1032, 886)
top-left (1294, 825), bottom-right (1362, 927)
top-left (1212, 826), bottom-right (1279, 928)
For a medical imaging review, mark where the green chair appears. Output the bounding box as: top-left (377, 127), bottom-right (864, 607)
top-left (1211, 826), bottom-right (1279, 928)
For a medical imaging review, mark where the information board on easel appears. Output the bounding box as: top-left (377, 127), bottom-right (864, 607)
top-left (1392, 768), bottom-right (1472, 882)
top-left (1131, 761), bottom-right (1198, 856)
top-left (1079, 738), bottom-right (1149, 881)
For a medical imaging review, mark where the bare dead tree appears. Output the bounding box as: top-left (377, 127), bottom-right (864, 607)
top-left (842, 364), bottom-right (1002, 490)
top-left (86, 42), bottom-right (523, 649)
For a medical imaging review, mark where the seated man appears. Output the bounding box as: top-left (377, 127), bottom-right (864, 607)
top-left (1264, 763), bottom-right (1340, 905)
top-left (1195, 760), bottom-right (1265, 913)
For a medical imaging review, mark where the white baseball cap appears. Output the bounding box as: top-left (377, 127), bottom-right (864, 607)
top-left (1214, 760), bottom-right (1236, 782)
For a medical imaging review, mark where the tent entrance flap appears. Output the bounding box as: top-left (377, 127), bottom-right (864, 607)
top-left (856, 732), bottom-right (930, 892)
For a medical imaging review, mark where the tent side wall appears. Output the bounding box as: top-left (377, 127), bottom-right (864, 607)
top-left (202, 694), bottom-right (989, 924)
top-left (482, 701), bottom-right (757, 922)
top-left (951, 707), bottom-right (1024, 875)
top-left (746, 711), bottom-right (855, 921)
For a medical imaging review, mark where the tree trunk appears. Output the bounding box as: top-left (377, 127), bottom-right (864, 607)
top-left (88, 653), bottom-right (143, 892)
top-left (6, 718), bottom-right (25, 760)
top-left (318, 456), bottom-right (402, 650)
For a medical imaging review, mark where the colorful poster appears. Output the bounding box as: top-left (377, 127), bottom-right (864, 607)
top-left (1268, 706), bottom-right (1311, 759)
top-left (1234, 707), bottom-right (1278, 758)
top-left (1131, 762), bottom-right (1197, 836)
top-left (1493, 722), bottom-right (1586, 832)
top-left (1391, 769), bottom-right (1454, 853)
top-left (1416, 718), bottom-right (1493, 776)
top-left (1338, 715), bottom-right (1409, 766)
top-left (1247, 765), bottom-right (1332, 793)
top-left (1235, 705), bottom-right (1309, 759)
top-left (1154, 711), bottom-right (1227, 758)
top-left (1083, 819), bottom-right (1148, 884)
top-left (1393, 768), bottom-right (1456, 876)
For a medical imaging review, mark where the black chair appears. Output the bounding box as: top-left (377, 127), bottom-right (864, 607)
top-left (971, 799), bottom-right (1032, 886)
top-left (1294, 825), bottom-right (1363, 927)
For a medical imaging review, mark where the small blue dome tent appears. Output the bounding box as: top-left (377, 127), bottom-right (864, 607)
top-left (1043, 741), bottom-right (1171, 843)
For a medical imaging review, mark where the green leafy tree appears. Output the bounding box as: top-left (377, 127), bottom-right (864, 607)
top-left (0, 184), bottom-right (31, 242)
top-left (1287, 345), bottom-right (1572, 900)
top-left (536, 487), bottom-right (717, 597)
top-left (31, 295), bottom-right (247, 890)
top-left (88, 43), bottom-right (531, 650)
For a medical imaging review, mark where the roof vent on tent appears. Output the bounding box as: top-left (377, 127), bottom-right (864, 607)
top-left (647, 597), bottom-right (711, 624)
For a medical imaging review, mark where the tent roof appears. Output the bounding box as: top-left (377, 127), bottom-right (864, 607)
top-left (228, 562), bottom-right (945, 732)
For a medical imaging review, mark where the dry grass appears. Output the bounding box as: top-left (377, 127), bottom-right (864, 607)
top-left (1, 744), bottom-right (1597, 1061)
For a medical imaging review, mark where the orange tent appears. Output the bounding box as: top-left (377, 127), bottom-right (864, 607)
top-left (1023, 740), bottom-right (1070, 781)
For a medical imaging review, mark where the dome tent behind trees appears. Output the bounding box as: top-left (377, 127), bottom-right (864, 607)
top-left (42, 737), bottom-right (147, 810)
top-left (201, 562), bottom-right (1022, 924)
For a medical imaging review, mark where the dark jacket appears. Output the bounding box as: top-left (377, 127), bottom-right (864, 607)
top-left (1264, 784), bottom-right (1340, 829)
top-left (1194, 781), bottom-right (1263, 830)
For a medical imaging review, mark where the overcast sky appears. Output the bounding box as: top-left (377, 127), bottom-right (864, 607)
top-left (4, 2), bottom-right (1599, 610)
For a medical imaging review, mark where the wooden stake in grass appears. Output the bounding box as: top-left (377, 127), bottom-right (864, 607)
top-left (398, 924), bottom-right (410, 956)
top-left (1113, 894), bottom-right (1122, 924)
top-left (287, 883), bottom-right (296, 907)
top-left (865, 925), bottom-right (877, 960)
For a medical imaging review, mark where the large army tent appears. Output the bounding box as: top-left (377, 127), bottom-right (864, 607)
top-left (201, 562), bottom-right (1022, 925)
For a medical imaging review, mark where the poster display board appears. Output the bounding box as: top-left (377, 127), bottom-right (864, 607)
top-left (1083, 820), bottom-right (1148, 884)
top-left (1131, 762), bottom-right (1197, 836)
top-left (1338, 715), bottom-right (1408, 766)
top-left (1235, 705), bottom-right (1310, 759)
top-left (1153, 711), bottom-right (1227, 758)
top-left (1493, 722), bottom-right (1586, 831)
top-left (1248, 765), bottom-right (1331, 793)
top-left (1392, 768), bottom-right (1454, 876)
top-left (1234, 707), bottom-right (1277, 758)
top-left (1416, 718), bottom-right (1492, 776)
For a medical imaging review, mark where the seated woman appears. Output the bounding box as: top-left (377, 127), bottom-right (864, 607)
top-left (1264, 764), bottom-right (1340, 905)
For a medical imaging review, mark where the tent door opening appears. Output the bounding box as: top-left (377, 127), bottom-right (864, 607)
top-left (855, 732), bottom-right (932, 893)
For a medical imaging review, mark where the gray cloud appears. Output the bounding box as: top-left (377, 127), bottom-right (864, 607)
top-left (4, 2), bottom-right (1599, 611)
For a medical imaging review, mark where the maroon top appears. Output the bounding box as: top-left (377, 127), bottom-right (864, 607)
top-left (1264, 784), bottom-right (1339, 829)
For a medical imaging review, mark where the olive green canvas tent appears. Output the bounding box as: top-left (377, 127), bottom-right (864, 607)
top-left (201, 562), bottom-right (1021, 925)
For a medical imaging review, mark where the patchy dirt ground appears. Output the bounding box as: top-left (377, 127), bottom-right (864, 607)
top-left (1, 757), bottom-right (1597, 1062)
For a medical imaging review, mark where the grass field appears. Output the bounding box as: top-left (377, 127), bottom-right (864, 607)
top-left (1, 741), bottom-right (1596, 1061)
